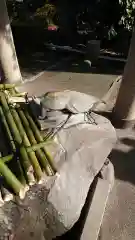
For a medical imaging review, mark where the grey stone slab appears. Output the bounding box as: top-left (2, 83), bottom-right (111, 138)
top-left (0, 91), bottom-right (116, 240)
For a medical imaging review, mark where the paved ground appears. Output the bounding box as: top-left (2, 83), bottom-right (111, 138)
top-left (19, 70), bottom-right (116, 99)
top-left (19, 51), bottom-right (122, 98)
top-left (18, 52), bottom-right (135, 240)
top-left (102, 128), bottom-right (135, 240)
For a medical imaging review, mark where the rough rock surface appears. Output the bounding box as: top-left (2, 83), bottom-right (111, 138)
top-left (93, 76), bottom-right (122, 113)
top-left (0, 92), bottom-right (116, 240)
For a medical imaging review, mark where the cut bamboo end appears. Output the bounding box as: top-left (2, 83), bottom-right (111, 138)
top-left (29, 181), bottom-right (36, 186)
top-left (19, 186), bottom-right (29, 200)
top-left (27, 174), bottom-right (36, 186)
top-left (1, 187), bottom-right (13, 202)
top-left (24, 185), bottom-right (29, 192)
top-left (37, 176), bottom-right (47, 185)
top-left (3, 193), bottom-right (13, 202)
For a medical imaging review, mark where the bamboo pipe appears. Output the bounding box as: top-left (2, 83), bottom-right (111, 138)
top-left (0, 106), bottom-right (16, 151)
top-left (25, 110), bottom-right (57, 173)
top-left (18, 108), bottom-right (53, 175)
top-left (0, 92), bottom-right (35, 183)
top-left (0, 160), bottom-right (24, 198)
top-left (10, 107), bottom-right (43, 181)
top-left (0, 105), bottom-right (27, 185)
top-left (26, 141), bottom-right (52, 152)
top-left (0, 84), bottom-right (20, 90)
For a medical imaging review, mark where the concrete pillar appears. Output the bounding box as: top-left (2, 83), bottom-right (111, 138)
top-left (113, 26), bottom-right (135, 127)
top-left (0, 0), bottom-right (22, 83)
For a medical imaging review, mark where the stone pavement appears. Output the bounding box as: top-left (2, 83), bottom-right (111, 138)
top-left (101, 128), bottom-right (135, 240)
top-left (19, 56), bottom-right (135, 240)
top-left (20, 51), bottom-right (123, 98)
top-left (19, 70), bottom-right (115, 99)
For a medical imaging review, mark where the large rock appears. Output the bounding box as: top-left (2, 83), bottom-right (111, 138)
top-left (93, 76), bottom-right (122, 113)
top-left (0, 92), bottom-right (116, 240)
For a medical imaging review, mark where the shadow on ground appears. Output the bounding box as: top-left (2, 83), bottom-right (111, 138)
top-left (18, 49), bottom-right (124, 80)
top-left (109, 137), bottom-right (135, 186)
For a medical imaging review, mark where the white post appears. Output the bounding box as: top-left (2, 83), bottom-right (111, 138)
top-left (0, 0), bottom-right (22, 83)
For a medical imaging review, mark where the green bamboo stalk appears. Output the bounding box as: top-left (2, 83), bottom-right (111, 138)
top-left (10, 107), bottom-right (43, 181)
top-left (0, 154), bottom-right (4, 206)
top-left (9, 87), bottom-right (26, 97)
top-left (0, 160), bottom-right (23, 197)
top-left (25, 110), bottom-right (57, 173)
top-left (26, 140), bottom-right (52, 152)
top-left (8, 89), bottom-right (56, 174)
top-left (0, 92), bottom-right (24, 144)
top-left (0, 92), bottom-right (35, 183)
top-left (12, 92), bottom-right (27, 97)
top-left (0, 105), bottom-right (27, 185)
top-left (0, 140), bottom-right (51, 163)
top-left (18, 108), bottom-right (53, 175)
top-left (0, 154), bottom-right (13, 163)
top-left (3, 88), bottom-right (35, 184)
top-left (0, 84), bottom-right (19, 90)
top-left (0, 106), bottom-right (16, 151)
top-left (9, 87), bottom-right (17, 96)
